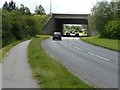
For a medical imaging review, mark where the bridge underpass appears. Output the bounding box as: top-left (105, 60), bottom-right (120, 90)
top-left (42, 13), bottom-right (91, 36)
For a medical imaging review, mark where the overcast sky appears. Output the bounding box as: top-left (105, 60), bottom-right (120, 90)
top-left (0, 0), bottom-right (111, 14)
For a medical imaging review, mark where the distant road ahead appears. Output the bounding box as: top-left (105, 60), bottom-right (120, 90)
top-left (42, 37), bottom-right (118, 88)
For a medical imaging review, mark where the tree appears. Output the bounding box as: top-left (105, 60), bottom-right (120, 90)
top-left (92, 2), bottom-right (112, 34)
top-left (89, 1), bottom-right (120, 39)
top-left (2, 0), bottom-right (18, 11)
top-left (35, 5), bottom-right (45, 14)
top-left (110, 1), bottom-right (120, 20)
top-left (8, 0), bottom-right (17, 11)
top-left (2, 10), bottom-right (16, 46)
top-left (75, 26), bottom-right (80, 31)
top-left (90, 2), bottom-right (112, 37)
top-left (25, 16), bottom-right (40, 36)
top-left (71, 26), bottom-right (76, 30)
top-left (19, 4), bottom-right (31, 15)
top-left (2, 2), bottom-right (9, 11)
top-left (0, 8), bottom-right (2, 47)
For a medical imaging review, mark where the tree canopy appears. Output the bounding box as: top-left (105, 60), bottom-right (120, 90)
top-left (2, 0), bottom-right (18, 11)
top-left (2, 9), bottom-right (40, 47)
top-left (19, 4), bottom-right (31, 15)
top-left (35, 5), bottom-right (46, 14)
top-left (2, 0), bottom-right (49, 47)
top-left (89, 1), bottom-right (120, 39)
top-left (2, 1), bottom-right (44, 47)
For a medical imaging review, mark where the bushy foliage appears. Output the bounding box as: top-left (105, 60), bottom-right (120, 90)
top-left (2, 10), bottom-right (40, 47)
top-left (2, 10), bottom-right (16, 46)
top-left (89, 1), bottom-right (120, 39)
top-left (24, 16), bottom-right (40, 36)
top-left (104, 20), bottom-right (120, 39)
top-left (0, 8), bottom-right (2, 41)
top-left (2, 1), bottom-right (48, 47)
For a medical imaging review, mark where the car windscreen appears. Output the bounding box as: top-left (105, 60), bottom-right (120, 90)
top-left (54, 32), bottom-right (61, 35)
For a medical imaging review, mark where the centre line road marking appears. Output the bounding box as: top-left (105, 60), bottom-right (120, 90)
top-left (64, 40), bottom-right (72, 46)
top-left (69, 43), bottom-right (72, 46)
top-left (88, 52), bottom-right (110, 61)
top-left (74, 46), bottom-right (82, 50)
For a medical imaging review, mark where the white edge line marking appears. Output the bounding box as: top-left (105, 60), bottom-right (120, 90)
top-left (50, 54), bottom-right (54, 58)
top-left (46, 51), bottom-right (54, 58)
top-left (88, 52), bottom-right (110, 61)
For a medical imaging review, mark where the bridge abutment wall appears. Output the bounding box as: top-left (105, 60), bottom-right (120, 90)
top-left (42, 16), bottom-right (55, 35)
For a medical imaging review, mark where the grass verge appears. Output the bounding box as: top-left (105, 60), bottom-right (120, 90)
top-left (0, 37), bottom-right (32, 63)
top-left (28, 35), bottom-right (94, 88)
top-left (81, 37), bottom-right (119, 51)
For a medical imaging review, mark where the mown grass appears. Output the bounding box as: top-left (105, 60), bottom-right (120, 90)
top-left (0, 37), bottom-right (32, 63)
top-left (81, 37), bottom-right (119, 51)
top-left (28, 35), bottom-right (94, 88)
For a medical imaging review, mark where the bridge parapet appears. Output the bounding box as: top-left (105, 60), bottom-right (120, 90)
top-left (53, 13), bottom-right (89, 20)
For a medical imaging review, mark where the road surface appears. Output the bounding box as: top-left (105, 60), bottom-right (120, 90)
top-left (42, 37), bottom-right (118, 88)
top-left (2, 40), bottom-right (39, 88)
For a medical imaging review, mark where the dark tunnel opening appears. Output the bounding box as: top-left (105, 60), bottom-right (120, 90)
top-left (55, 18), bottom-right (88, 37)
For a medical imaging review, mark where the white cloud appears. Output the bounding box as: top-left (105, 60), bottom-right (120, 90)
top-left (0, 0), bottom-right (111, 14)
top-left (51, 0), bottom-right (98, 14)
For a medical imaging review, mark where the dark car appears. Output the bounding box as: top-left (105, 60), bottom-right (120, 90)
top-left (75, 33), bottom-right (79, 37)
top-left (66, 32), bottom-right (70, 36)
top-left (53, 32), bottom-right (62, 40)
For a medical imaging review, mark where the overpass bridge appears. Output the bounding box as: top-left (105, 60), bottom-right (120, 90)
top-left (42, 13), bottom-right (92, 36)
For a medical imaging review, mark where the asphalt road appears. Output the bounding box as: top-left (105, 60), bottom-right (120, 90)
top-left (2, 40), bottom-right (39, 88)
top-left (42, 37), bottom-right (118, 88)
